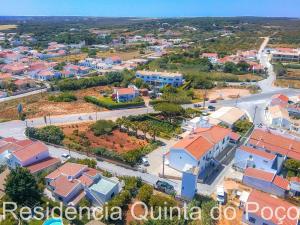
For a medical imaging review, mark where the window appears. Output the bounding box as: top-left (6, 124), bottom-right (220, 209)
top-left (263, 160), bottom-right (268, 163)
top-left (249, 217), bottom-right (256, 223)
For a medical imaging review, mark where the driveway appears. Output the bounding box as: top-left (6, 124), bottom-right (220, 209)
top-left (145, 138), bottom-right (178, 176)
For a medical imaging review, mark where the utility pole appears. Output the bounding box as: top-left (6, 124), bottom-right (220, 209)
top-left (203, 89), bottom-right (207, 109)
top-left (162, 154), bottom-right (165, 178)
top-left (253, 106), bottom-right (258, 124)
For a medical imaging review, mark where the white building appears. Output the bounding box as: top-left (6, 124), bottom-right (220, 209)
top-left (242, 190), bottom-right (299, 225)
top-left (208, 107), bottom-right (248, 128)
top-left (182, 116), bottom-right (211, 131)
top-left (266, 105), bottom-right (291, 129)
top-left (242, 168), bottom-right (289, 198)
top-left (166, 126), bottom-right (232, 173)
top-left (234, 145), bottom-right (277, 173)
top-left (136, 70), bottom-right (183, 88)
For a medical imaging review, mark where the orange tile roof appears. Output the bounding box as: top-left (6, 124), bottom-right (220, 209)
top-left (78, 174), bottom-right (94, 187)
top-left (13, 141), bottom-right (48, 163)
top-left (172, 126), bottom-right (231, 160)
top-left (244, 167), bottom-right (275, 182)
top-left (115, 87), bottom-right (136, 95)
top-left (50, 175), bottom-right (81, 198)
top-left (271, 93), bottom-right (289, 103)
top-left (290, 177), bottom-right (300, 183)
top-left (85, 168), bottom-right (100, 177)
top-left (26, 157), bottom-right (61, 174)
top-left (239, 145), bottom-right (276, 160)
top-left (273, 176), bottom-right (290, 190)
top-left (249, 129), bottom-right (300, 161)
top-left (246, 190), bottom-right (298, 225)
top-left (244, 168), bottom-right (289, 191)
top-left (46, 162), bottom-right (87, 179)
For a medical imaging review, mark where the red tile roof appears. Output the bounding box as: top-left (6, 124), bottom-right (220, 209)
top-left (13, 141), bottom-right (48, 163)
top-left (271, 93), bottom-right (289, 103)
top-left (50, 175), bottom-right (81, 197)
top-left (46, 162), bottom-right (87, 179)
top-left (273, 176), bottom-right (290, 190)
top-left (77, 174), bottom-right (94, 187)
top-left (244, 167), bottom-right (275, 182)
top-left (244, 168), bottom-right (289, 190)
top-left (172, 126), bottom-right (231, 160)
top-left (249, 129), bottom-right (300, 161)
top-left (290, 177), bottom-right (300, 183)
top-left (26, 157), bottom-right (61, 174)
top-left (115, 87), bottom-right (136, 95)
top-left (239, 145), bottom-right (276, 160)
top-left (245, 190), bottom-right (298, 225)
top-left (202, 53), bottom-right (218, 58)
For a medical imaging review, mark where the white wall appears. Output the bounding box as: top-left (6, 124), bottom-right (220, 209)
top-left (234, 148), bottom-right (276, 173)
top-left (168, 149), bottom-right (198, 172)
top-left (243, 176), bottom-right (286, 197)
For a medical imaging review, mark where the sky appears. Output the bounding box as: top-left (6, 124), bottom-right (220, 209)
top-left (0, 0), bottom-right (299, 17)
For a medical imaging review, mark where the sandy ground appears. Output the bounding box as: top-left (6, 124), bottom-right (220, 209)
top-left (0, 86), bottom-right (110, 120)
top-left (61, 123), bottom-right (148, 153)
top-left (196, 88), bottom-right (251, 100)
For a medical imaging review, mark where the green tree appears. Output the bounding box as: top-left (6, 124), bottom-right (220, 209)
top-left (26, 126), bottom-right (65, 145)
top-left (137, 184), bottom-right (154, 206)
top-left (5, 167), bottom-right (42, 207)
top-left (90, 120), bottom-right (116, 136)
top-left (153, 103), bottom-right (184, 122)
top-left (201, 200), bottom-right (219, 225)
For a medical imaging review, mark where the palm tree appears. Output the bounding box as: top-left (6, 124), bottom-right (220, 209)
top-left (128, 121), bottom-right (138, 137)
top-left (116, 117), bottom-right (124, 130)
top-left (138, 121), bottom-right (149, 140)
top-left (149, 125), bottom-right (160, 141)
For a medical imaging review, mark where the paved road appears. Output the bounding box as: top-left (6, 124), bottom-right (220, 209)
top-left (0, 88), bottom-right (48, 103)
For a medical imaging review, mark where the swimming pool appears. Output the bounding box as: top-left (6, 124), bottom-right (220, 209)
top-left (43, 218), bottom-right (63, 225)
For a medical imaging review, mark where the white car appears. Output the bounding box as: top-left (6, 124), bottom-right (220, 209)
top-left (216, 186), bottom-right (226, 205)
top-left (141, 157), bottom-right (150, 166)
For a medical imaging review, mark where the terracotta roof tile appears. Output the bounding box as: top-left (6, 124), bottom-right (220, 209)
top-left (50, 175), bottom-right (81, 198)
top-left (46, 162), bottom-right (87, 179)
top-left (172, 126), bottom-right (231, 160)
top-left (239, 145), bottom-right (276, 160)
top-left (26, 157), bottom-right (61, 174)
top-left (13, 141), bottom-right (48, 163)
top-left (246, 190), bottom-right (298, 225)
top-left (244, 167), bottom-right (275, 182)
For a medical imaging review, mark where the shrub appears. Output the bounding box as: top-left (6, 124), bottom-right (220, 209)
top-left (84, 96), bottom-right (145, 109)
top-left (90, 120), bottom-right (116, 136)
top-left (26, 126), bottom-right (65, 145)
top-left (232, 119), bottom-right (253, 135)
top-left (137, 184), bottom-right (154, 206)
top-left (48, 92), bottom-right (77, 102)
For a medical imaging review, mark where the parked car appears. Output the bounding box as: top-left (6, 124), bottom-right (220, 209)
top-left (141, 157), bottom-right (150, 166)
top-left (216, 186), bottom-right (226, 205)
top-left (155, 180), bottom-right (175, 195)
top-left (208, 105), bottom-right (216, 111)
top-left (209, 99), bottom-right (217, 103)
top-left (61, 153), bottom-right (70, 159)
top-left (193, 103), bottom-right (202, 108)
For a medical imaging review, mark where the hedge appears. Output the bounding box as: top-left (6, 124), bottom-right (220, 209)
top-left (93, 142), bottom-right (159, 166)
top-left (84, 96), bottom-right (145, 110)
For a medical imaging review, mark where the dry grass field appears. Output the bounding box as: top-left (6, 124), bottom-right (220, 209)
top-left (0, 25), bottom-right (17, 31)
top-left (97, 50), bottom-right (142, 60)
top-left (0, 86), bottom-right (110, 121)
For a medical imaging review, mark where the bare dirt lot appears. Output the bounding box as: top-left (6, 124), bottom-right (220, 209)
top-left (0, 86), bottom-right (110, 120)
top-left (61, 123), bottom-right (148, 153)
top-left (195, 88), bottom-right (251, 101)
top-left (0, 25), bottom-right (17, 31)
